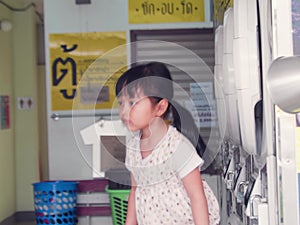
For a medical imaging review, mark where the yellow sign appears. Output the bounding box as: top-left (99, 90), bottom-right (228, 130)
top-left (50, 32), bottom-right (127, 111)
top-left (128, 0), bottom-right (205, 24)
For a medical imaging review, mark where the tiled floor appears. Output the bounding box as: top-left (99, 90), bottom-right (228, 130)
top-left (14, 222), bottom-right (35, 225)
top-left (0, 217), bottom-right (36, 225)
top-left (2, 217), bottom-right (114, 225)
top-left (0, 219), bottom-right (36, 225)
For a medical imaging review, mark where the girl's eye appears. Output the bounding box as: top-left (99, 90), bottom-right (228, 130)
top-left (117, 100), bottom-right (123, 106)
top-left (130, 101), bottom-right (137, 106)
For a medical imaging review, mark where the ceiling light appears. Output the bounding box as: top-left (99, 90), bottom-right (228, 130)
top-left (0, 19), bottom-right (12, 32)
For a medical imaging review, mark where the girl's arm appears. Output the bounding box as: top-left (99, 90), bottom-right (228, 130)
top-left (125, 173), bottom-right (138, 225)
top-left (182, 168), bottom-right (209, 225)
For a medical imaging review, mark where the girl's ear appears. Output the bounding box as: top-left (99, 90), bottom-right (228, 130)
top-left (156, 98), bottom-right (169, 117)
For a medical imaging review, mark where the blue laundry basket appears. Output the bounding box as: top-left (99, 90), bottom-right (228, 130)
top-left (32, 181), bottom-right (77, 225)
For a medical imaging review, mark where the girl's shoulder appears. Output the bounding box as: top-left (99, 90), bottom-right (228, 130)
top-left (166, 126), bottom-right (200, 160)
top-left (169, 126), bottom-right (195, 148)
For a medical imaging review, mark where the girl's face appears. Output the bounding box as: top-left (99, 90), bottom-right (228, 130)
top-left (117, 93), bottom-right (159, 132)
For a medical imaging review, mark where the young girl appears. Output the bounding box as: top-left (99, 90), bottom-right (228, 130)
top-left (115, 62), bottom-right (220, 225)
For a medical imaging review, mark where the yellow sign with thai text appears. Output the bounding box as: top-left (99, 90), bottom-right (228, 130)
top-left (128, 0), bottom-right (205, 24)
top-left (50, 32), bottom-right (127, 111)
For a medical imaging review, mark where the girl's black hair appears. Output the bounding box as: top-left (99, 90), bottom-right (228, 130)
top-left (170, 101), bottom-right (206, 157)
top-left (115, 61), bottom-right (206, 157)
top-left (116, 62), bottom-right (173, 101)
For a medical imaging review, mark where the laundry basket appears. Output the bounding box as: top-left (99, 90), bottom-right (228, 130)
top-left (32, 181), bottom-right (77, 225)
top-left (105, 186), bottom-right (130, 225)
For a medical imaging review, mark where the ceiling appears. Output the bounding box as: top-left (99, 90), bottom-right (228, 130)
top-left (0, 0), bottom-right (44, 19)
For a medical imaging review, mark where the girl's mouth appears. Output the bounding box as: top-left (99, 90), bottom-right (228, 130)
top-left (121, 119), bottom-right (130, 126)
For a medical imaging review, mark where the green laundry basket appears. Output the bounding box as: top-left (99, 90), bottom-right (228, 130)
top-left (106, 186), bottom-right (130, 225)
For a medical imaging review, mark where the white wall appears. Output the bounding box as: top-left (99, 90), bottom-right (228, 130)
top-left (0, 3), bottom-right (15, 221)
top-left (44, 0), bottom-right (213, 180)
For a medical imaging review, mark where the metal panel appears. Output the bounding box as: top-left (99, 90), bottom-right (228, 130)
top-left (130, 29), bottom-right (220, 171)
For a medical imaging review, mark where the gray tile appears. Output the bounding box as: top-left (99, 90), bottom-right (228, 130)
top-left (15, 222), bottom-right (35, 225)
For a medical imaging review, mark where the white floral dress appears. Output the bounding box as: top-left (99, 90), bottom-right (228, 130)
top-left (125, 126), bottom-right (220, 225)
